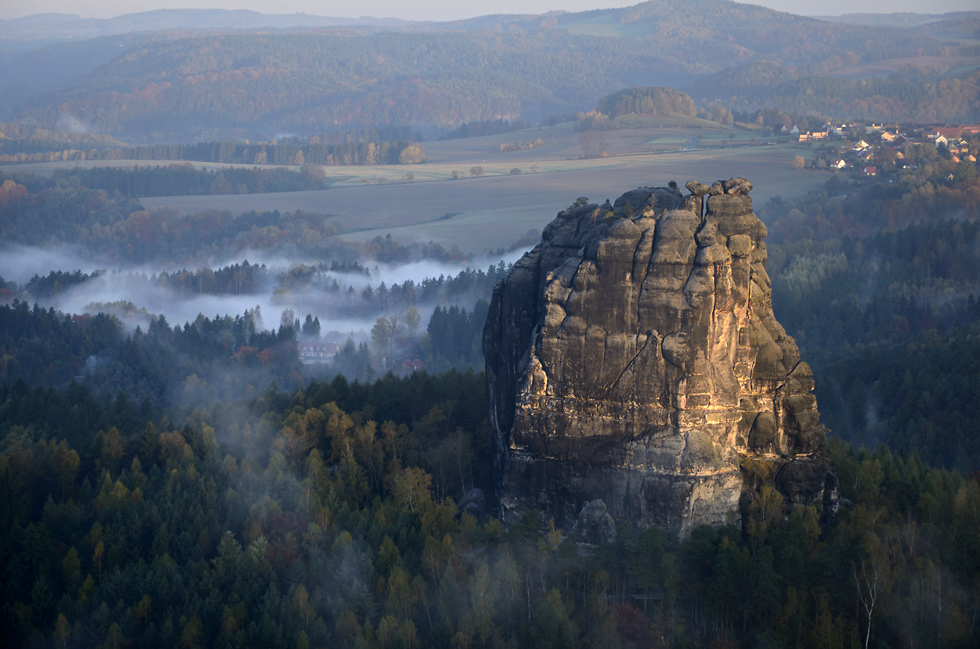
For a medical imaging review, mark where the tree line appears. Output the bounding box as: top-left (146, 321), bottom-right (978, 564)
top-left (47, 165), bottom-right (323, 198)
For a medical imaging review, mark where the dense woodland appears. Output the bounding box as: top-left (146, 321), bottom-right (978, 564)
top-left (596, 87), bottom-right (697, 119)
top-left (691, 62), bottom-right (980, 124)
top-left (1, 332), bottom-right (978, 649)
top-left (14, 30), bottom-right (673, 141)
top-left (0, 301), bottom-right (303, 408)
top-left (0, 124), bottom-right (424, 167)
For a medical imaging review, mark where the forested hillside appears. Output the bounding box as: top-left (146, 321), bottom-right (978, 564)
top-left (556, 0), bottom-right (942, 64)
top-left (4, 1), bottom-right (965, 142)
top-left (15, 30), bottom-right (673, 141)
top-left (690, 61), bottom-right (980, 124)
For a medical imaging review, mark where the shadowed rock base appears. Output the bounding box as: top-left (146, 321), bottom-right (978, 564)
top-left (484, 178), bottom-right (835, 539)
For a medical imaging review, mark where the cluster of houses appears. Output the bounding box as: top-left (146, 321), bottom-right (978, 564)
top-left (925, 125), bottom-right (979, 164)
top-left (789, 122), bottom-right (979, 177)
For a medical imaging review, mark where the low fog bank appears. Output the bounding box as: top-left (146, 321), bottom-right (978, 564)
top-left (0, 244), bottom-right (109, 285)
top-left (1, 244), bottom-right (531, 350)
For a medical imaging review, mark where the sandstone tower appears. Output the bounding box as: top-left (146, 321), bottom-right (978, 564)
top-left (484, 179), bottom-right (836, 538)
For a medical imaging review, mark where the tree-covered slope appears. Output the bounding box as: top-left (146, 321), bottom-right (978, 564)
top-left (15, 30), bottom-right (675, 140)
top-left (557, 0), bottom-right (941, 65)
top-left (690, 61), bottom-right (980, 123)
top-left (7, 1), bottom-right (956, 141)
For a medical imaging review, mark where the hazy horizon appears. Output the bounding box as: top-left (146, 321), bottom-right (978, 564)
top-left (2, 0), bottom-right (977, 22)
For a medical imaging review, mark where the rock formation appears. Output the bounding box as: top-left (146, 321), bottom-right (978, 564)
top-left (484, 178), bottom-right (836, 539)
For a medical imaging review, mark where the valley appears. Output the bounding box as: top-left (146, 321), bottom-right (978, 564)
top-left (5, 124), bottom-right (827, 253)
top-left (1, 3), bottom-right (979, 648)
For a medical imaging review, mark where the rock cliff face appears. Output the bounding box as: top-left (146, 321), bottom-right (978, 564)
top-left (484, 178), bottom-right (835, 539)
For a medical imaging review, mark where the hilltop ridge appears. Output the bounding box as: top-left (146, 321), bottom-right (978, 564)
top-left (1, 1), bottom-right (964, 140)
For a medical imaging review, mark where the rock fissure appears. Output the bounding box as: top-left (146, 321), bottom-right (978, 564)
top-left (602, 333), bottom-right (654, 400)
top-left (485, 178), bottom-right (835, 539)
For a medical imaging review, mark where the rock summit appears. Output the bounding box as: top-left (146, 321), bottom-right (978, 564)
top-left (484, 178), bottom-right (836, 538)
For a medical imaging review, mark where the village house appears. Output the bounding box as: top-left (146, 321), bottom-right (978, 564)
top-left (928, 127), bottom-right (965, 140)
top-left (297, 341), bottom-right (339, 364)
top-left (799, 131), bottom-right (827, 142)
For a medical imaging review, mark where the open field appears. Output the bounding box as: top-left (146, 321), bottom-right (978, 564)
top-left (137, 145), bottom-right (825, 254)
top-left (2, 123), bottom-right (825, 255)
top-left (422, 117), bottom-right (775, 165)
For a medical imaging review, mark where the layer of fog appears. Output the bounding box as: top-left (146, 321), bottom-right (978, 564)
top-left (1, 243), bottom-right (531, 341)
top-left (0, 244), bottom-right (109, 285)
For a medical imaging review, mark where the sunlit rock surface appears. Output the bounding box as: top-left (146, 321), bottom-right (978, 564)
top-left (484, 178), bottom-right (835, 538)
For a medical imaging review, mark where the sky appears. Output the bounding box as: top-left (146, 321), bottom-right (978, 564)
top-left (1, 0), bottom-right (976, 22)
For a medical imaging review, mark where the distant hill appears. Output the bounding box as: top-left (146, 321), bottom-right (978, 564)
top-left (10, 30), bottom-right (682, 142)
top-left (813, 11), bottom-right (980, 27)
top-left (1, 1), bottom-right (972, 142)
top-left (689, 59), bottom-right (980, 123)
top-left (0, 8), bottom-right (414, 112)
top-left (597, 86), bottom-right (696, 117)
top-left (0, 9), bottom-right (411, 44)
